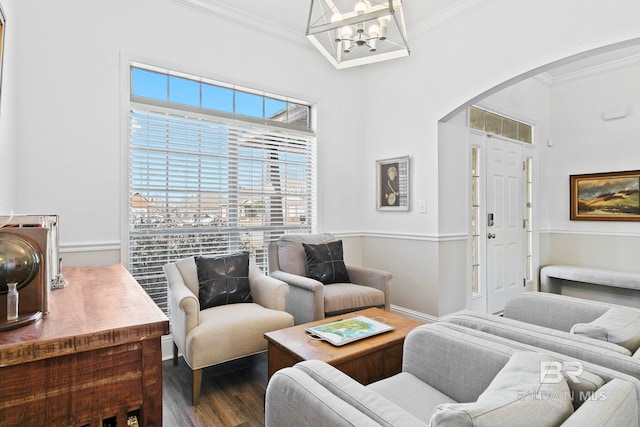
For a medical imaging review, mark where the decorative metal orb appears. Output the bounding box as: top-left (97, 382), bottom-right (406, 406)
top-left (0, 233), bottom-right (41, 294)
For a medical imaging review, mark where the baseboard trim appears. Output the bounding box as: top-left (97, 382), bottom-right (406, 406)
top-left (162, 334), bottom-right (176, 361)
top-left (390, 304), bottom-right (438, 324)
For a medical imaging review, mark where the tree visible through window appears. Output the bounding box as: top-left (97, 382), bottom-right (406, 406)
top-left (128, 65), bottom-right (315, 316)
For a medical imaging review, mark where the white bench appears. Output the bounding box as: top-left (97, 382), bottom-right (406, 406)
top-left (541, 265), bottom-right (640, 295)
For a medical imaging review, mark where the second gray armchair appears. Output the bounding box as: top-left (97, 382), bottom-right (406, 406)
top-left (268, 233), bottom-right (392, 324)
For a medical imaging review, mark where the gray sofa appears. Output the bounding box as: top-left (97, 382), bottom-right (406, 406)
top-left (265, 322), bottom-right (640, 427)
top-left (445, 292), bottom-right (640, 381)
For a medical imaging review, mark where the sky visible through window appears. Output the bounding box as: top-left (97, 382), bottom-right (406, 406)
top-left (131, 67), bottom-right (301, 123)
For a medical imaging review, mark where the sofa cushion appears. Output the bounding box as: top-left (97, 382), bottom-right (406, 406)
top-left (196, 252), bottom-right (252, 310)
top-left (276, 233), bottom-right (335, 277)
top-left (367, 372), bottom-right (457, 422)
top-left (563, 366), bottom-right (604, 409)
top-left (302, 240), bottom-right (350, 284)
top-left (294, 360), bottom-right (427, 427)
top-left (187, 302), bottom-right (293, 369)
top-left (430, 352), bottom-right (573, 427)
top-left (571, 307), bottom-right (640, 353)
top-left (323, 283), bottom-right (385, 315)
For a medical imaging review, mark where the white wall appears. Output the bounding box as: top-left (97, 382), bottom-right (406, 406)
top-left (541, 58), bottom-right (640, 272)
top-left (3, 0), bottom-right (640, 318)
top-left (0, 0), bottom-right (15, 209)
top-left (3, 0), bottom-right (364, 255)
top-left (356, 0), bottom-right (640, 315)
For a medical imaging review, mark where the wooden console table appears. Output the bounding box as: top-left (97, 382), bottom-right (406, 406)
top-left (0, 264), bottom-right (169, 427)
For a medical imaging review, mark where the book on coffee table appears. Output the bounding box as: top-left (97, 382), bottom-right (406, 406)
top-left (305, 315), bottom-right (394, 346)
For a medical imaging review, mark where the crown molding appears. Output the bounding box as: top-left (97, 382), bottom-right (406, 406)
top-left (407, 0), bottom-right (482, 38)
top-left (546, 52), bottom-right (640, 86)
top-left (167, 0), bottom-right (308, 48)
top-left (169, 0), bottom-right (479, 51)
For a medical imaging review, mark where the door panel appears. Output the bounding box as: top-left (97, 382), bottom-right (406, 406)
top-left (486, 136), bottom-right (524, 313)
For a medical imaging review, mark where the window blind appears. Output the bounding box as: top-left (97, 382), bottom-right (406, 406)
top-left (129, 105), bottom-right (315, 316)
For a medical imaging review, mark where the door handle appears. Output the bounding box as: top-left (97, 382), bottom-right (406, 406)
top-left (487, 233), bottom-right (496, 239)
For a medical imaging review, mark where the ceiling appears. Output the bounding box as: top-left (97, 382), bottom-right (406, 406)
top-left (177, 0), bottom-right (640, 80)
top-left (177, 0), bottom-right (469, 36)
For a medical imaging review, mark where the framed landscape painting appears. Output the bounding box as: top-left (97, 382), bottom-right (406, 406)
top-left (570, 170), bottom-right (640, 221)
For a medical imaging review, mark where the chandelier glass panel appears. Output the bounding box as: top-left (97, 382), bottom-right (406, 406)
top-left (306, 0), bottom-right (409, 69)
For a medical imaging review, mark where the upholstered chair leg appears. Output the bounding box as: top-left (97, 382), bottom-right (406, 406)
top-left (192, 368), bottom-right (203, 406)
top-left (173, 342), bottom-right (179, 366)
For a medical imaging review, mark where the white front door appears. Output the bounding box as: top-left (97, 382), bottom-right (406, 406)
top-left (486, 136), bottom-right (524, 313)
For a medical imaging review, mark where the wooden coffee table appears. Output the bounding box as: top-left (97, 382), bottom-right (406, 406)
top-left (264, 307), bottom-right (423, 384)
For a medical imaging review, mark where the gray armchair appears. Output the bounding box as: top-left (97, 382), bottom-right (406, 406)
top-left (163, 256), bottom-right (294, 405)
top-left (267, 233), bottom-right (392, 324)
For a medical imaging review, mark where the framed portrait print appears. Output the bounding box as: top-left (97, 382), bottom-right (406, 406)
top-left (570, 170), bottom-right (640, 221)
top-left (376, 156), bottom-right (409, 211)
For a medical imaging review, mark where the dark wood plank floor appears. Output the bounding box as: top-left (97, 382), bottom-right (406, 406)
top-left (163, 353), bottom-right (268, 427)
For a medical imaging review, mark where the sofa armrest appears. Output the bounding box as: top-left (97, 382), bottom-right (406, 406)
top-left (503, 292), bottom-right (609, 332)
top-left (265, 367), bottom-right (382, 427)
top-left (346, 265), bottom-right (392, 311)
top-left (248, 261), bottom-right (289, 311)
top-left (402, 323), bottom-right (512, 403)
top-left (266, 361), bottom-right (427, 427)
top-left (561, 379), bottom-right (638, 427)
top-left (164, 263), bottom-right (200, 349)
top-left (270, 270), bottom-right (324, 291)
top-left (270, 270), bottom-right (325, 324)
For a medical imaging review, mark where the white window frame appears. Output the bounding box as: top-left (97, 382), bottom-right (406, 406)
top-left (120, 56), bottom-right (317, 315)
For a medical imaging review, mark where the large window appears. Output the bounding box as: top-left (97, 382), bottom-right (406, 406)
top-left (128, 65), bottom-right (315, 315)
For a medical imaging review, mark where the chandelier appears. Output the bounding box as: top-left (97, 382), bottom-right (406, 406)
top-left (306, 0), bottom-right (410, 69)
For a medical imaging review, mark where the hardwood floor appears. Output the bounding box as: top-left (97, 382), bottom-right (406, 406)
top-left (163, 354), bottom-right (268, 427)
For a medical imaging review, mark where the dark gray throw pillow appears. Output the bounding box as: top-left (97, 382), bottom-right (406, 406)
top-left (196, 252), bottom-right (252, 310)
top-left (302, 240), bottom-right (350, 285)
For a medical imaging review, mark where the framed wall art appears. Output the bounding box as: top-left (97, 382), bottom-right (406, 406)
top-left (376, 156), bottom-right (409, 211)
top-left (570, 170), bottom-right (640, 221)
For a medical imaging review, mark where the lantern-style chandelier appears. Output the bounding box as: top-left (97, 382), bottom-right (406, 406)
top-left (306, 0), bottom-right (410, 69)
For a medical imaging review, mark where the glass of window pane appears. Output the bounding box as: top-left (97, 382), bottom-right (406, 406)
top-left (169, 76), bottom-right (200, 107)
top-left (471, 148), bottom-right (478, 176)
top-left (518, 123), bottom-right (532, 143)
top-left (236, 91), bottom-right (263, 118)
top-left (265, 97), bottom-right (288, 121)
top-left (202, 84), bottom-right (233, 113)
top-left (472, 266), bottom-right (479, 295)
top-left (132, 68), bottom-right (168, 101)
top-left (485, 112), bottom-right (501, 135)
top-left (472, 236), bottom-right (479, 265)
top-left (472, 206), bottom-right (479, 233)
top-left (502, 118), bottom-right (517, 140)
top-left (469, 107), bottom-right (485, 131)
top-left (286, 103), bottom-right (310, 127)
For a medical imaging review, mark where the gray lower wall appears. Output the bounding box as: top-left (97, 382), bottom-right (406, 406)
top-left (539, 231), bottom-right (640, 307)
top-left (540, 232), bottom-right (640, 273)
